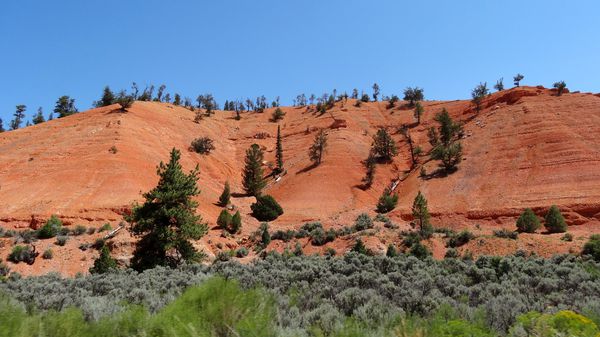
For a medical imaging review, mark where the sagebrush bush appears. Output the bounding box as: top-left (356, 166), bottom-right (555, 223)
top-left (494, 229), bottom-right (518, 240)
top-left (354, 213), bottom-right (373, 231)
top-left (2, 254), bottom-right (600, 335)
top-left (8, 245), bottom-right (36, 264)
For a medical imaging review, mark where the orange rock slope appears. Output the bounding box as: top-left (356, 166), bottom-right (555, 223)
top-left (1, 86), bottom-right (600, 275)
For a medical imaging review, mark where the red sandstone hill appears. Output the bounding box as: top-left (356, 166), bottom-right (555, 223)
top-left (1, 86), bottom-right (600, 275)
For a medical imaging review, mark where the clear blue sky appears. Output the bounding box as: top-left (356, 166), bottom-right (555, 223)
top-left (1, 0), bottom-right (599, 124)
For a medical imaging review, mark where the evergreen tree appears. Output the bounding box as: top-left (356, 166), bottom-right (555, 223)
top-left (362, 154), bottom-right (376, 188)
top-left (386, 244), bottom-right (398, 257)
top-left (403, 87), bottom-right (424, 107)
top-left (242, 144), bottom-right (266, 196)
top-left (471, 82), bottom-right (489, 113)
top-left (553, 81), bottom-right (567, 96)
top-left (116, 91), bottom-right (134, 111)
top-left (309, 129), bottom-right (328, 166)
top-left (217, 209), bottom-right (232, 230)
top-left (10, 105), bottom-right (26, 130)
top-left (173, 93), bottom-right (182, 106)
top-left (351, 238), bottom-right (368, 255)
top-left (371, 128), bottom-right (398, 161)
top-left (413, 102), bottom-right (424, 124)
top-left (251, 195), bottom-right (283, 221)
top-left (376, 187), bottom-right (398, 213)
top-left (275, 125), bottom-right (284, 174)
top-left (513, 73), bottom-right (524, 87)
top-left (271, 107), bottom-right (285, 122)
top-left (516, 208), bottom-right (540, 233)
top-left (32, 107), bottom-right (45, 125)
top-left (89, 245), bottom-right (118, 274)
top-left (351, 89), bottom-right (358, 99)
top-left (494, 78), bottom-right (504, 91)
top-left (127, 148), bottom-right (208, 271)
top-left (372, 83), bottom-right (380, 101)
top-left (412, 191), bottom-right (432, 238)
top-left (54, 96), bottom-right (78, 117)
top-left (544, 205), bottom-right (567, 233)
top-left (99, 86), bottom-right (115, 107)
top-left (164, 93), bottom-right (171, 103)
top-left (0, 119), bottom-right (4, 132)
top-left (430, 109), bottom-right (463, 171)
top-left (230, 211), bottom-right (242, 233)
top-left (259, 222), bottom-right (271, 248)
top-left (218, 181), bottom-right (231, 207)
top-left (156, 84), bottom-right (166, 102)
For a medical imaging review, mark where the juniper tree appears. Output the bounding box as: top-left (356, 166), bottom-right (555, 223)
top-left (275, 125), bottom-right (284, 174)
top-left (131, 82), bottom-right (139, 99)
top-left (156, 84), bottom-right (166, 102)
top-left (10, 105), bottom-right (26, 130)
top-left (89, 245), bottom-right (118, 274)
top-left (242, 144), bottom-right (266, 196)
top-left (376, 187), bottom-right (398, 213)
top-left (371, 128), bottom-right (397, 161)
top-left (164, 93), bottom-right (171, 103)
top-left (403, 87), bottom-right (424, 107)
top-left (553, 81), bottom-right (567, 96)
top-left (271, 107), bottom-right (285, 122)
top-left (388, 95), bottom-right (399, 108)
top-left (98, 86), bottom-right (115, 107)
top-left (430, 109), bottom-right (463, 171)
top-left (54, 96), bottom-right (77, 117)
top-left (413, 102), bottom-right (424, 124)
top-left (217, 209), bottom-right (232, 230)
top-left (351, 89), bottom-right (358, 99)
top-left (471, 82), bottom-right (489, 113)
top-left (351, 238), bottom-right (368, 255)
top-left (494, 78), bottom-right (504, 91)
top-left (116, 91), bottom-right (134, 112)
top-left (544, 205), bottom-right (567, 233)
top-left (32, 107), bottom-right (45, 125)
top-left (362, 154), bottom-right (376, 188)
top-left (372, 83), bottom-right (380, 101)
top-left (0, 119), bottom-right (4, 132)
top-left (412, 191), bottom-right (433, 238)
top-left (259, 222), bottom-right (271, 248)
top-left (230, 211), bottom-right (242, 233)
top-left (516, 208), bottom-right (540, 233)
top-left (127, 148), bottom-right (208, 271)
top-left (309, 129), bottom-right (328, 166)
top-left (251, 195), bottom-right (283, 221)
top-left (514, 73), bottom-right (524, 87)
top-left (218, 181), bottom-right (231, 207)
top-left (173, 93), bottom-right (182, 106)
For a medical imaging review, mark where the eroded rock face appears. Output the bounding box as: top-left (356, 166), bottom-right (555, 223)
top-left (1, 86), bottom-right (600, 275)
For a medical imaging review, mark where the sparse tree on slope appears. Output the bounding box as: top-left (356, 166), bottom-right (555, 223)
top-left (173, 93), bottom-right (182, 106)
top-left (218, 181), bottom-right (231, 207)
top-left (471, 82), bottom-right (489, 113)
top-left (98, 86), bottom-right (115, 107)
top-left (372, 83), bottom-right (380, 101)
top-left (32, 107), bottom-right (45, 125)
top-left (89, 245), bottom-right (118, 274)
top-left (414, 102), bottom-right (424, 125)
top-left (553, 81), bottom-right (567, 96)
top-left (0, 119), bottom-right (4, 132)
top-left (275, 125), bottom-right (284, 174)
top-left (309, 129), bottom-right (328, 166)
top-left (494, 78), bottom-right (504, 91)
top-left (412, 191), bottom-right (433, 239)
top-left (514, 73), bottom-right (524, 87)
top-left (430, 108), bottom-right (463, 172)
top-left (544, 205), bottom-right (567, 233)
top-left (403, 87), bottom-right (424, 107)
top-left (10, 105), bottom-right (26, 130)
top-left (127, 148), bottom-right (208, 271)
top-left (242, 144), bottom-right (266, 196)
top-left (54, 96), bottom-right (78, 118)
top-left (362, 154), bottom-right (376, 188)
top-left (516, 208), bottom-right (540, 233)
top-left (371, 128), bottom-right (397, 161)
